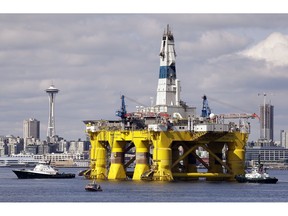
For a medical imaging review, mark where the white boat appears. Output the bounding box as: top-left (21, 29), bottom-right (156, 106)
top-left (235, 156), bottom-right (278, 184)
top-left (12, 161), bottom-right (75, 179)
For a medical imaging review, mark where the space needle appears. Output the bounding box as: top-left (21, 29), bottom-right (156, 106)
top-left (45, 84), bottom-right (59, 143)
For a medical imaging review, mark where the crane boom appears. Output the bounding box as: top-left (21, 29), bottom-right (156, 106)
top-left (218, 113), bottom-right (259, 119)
top-left (201, 95), bottom-right (259, 120)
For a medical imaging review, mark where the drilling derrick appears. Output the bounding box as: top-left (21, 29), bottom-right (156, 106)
top-left (156, 24), bottom-right (178, 106)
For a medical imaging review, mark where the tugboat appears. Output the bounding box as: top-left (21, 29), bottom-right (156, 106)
top-left (12, 161), bottom-right (75, 179)
top-left (85, 180), bottom-right (102, 192)
top-left (235, 155), bottom-right (278, 184)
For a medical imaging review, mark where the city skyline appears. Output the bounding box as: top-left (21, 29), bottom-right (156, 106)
top-left (2, 14), bottom-right (288, 141)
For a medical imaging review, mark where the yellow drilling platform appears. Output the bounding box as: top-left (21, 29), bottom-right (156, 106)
top-left (83, 25), bottom-right (256, 181)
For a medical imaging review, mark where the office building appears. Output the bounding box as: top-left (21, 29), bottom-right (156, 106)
top-left (258, 102), bottom-right (274, 147)
top-left (23, 118), bottom-right (40, 140)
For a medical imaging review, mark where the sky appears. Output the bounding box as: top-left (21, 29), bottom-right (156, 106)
top-left (1, 4), bottom-right (288, 142)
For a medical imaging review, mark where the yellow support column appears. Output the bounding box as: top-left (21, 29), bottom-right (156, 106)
top-left (132, 139), bottom-right (150, 180)
top-left (151, 132), bottom-right (173, 181)
top-left (88, 132), bottom-right (97, 179)
top-left (108, 140), bottom-right (127, 180)
top-left (88, 132), bottom-right (108, 180)
top-left (226, 132), bottom-right (248, 181)
top-left (91, 141), bottom-right (108, 179)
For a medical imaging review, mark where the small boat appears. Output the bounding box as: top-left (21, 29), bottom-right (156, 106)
top-left (85, 181), bottom-right (102, 192)
top-left (78, 169), bottom-right (91, 178)
top-left (12, 161), bottom-right (75, 179)
top-left (235, 155), bottom-right (278, 184)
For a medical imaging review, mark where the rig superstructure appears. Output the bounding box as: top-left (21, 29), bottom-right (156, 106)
top-left (84, 25), bottom-right (256, 181)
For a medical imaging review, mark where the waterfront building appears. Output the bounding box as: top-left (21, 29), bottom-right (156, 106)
top-left (6, 135), bottom-right (24, 155)
top-left (246, 146), bottom-right (288, 163)
top-left (280, 130), bottom-right (288, 149)
top-left (0, 136), bottom-right (7, 156)
top-left (58, 139), bottom-right (69, 153)
top-left (0, 135), bottom-right (24, 156)
top-left (25, 144), bottom-right (38, 155)
top-left (37, 142), bottom-right (49, 155)
top-left (67, 140), bottom-right (90, 154)
top-left (33, 152), bottom-right (86, 162)
top-left (0, 153), bottom-right (40, 167)
top-left (1, 134), bottom-right (90, 167)
top-left (0, 146), bottom-right (4, 156)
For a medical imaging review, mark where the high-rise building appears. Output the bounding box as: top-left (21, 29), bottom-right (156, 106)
top-left (259, 103), bottom-right (274, 142)
top-left (258, 101), bottom-right (274, 148)
top-left (280, 130), bottom-right (288, 149)
top-left (23, 118), bottom-right (40, 140)
top-left (45, 84), bottom-right (59, 143)
top-left (23, 118), bottom-right (40, 150)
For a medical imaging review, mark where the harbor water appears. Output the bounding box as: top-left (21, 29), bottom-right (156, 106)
top-left (1, 167), bottom-right (288, 202)
top-left (1, 167), bottom-right (288, 216)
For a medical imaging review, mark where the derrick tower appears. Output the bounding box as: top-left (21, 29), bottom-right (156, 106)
top-left (154, 25), bottom-right (195, 118)
top-left (156, 24), bottom-right (179, 106)
top-left (45, 84), bottom-right (59, 143)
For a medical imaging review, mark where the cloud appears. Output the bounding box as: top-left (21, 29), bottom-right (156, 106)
top-left (179, 30), bottom-right (250, 60)
top-left (241, 32), bottom-right (288, 68)
top-left (2, 14), bottom-right (288, 142)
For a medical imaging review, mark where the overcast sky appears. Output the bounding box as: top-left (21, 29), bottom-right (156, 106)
top-left (1, 13), bottom-right (288, 142)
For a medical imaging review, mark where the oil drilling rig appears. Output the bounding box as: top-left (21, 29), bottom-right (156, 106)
top-left (84, 25), bottom-right (257, 181)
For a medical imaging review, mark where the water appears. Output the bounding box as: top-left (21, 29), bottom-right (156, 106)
top-left (1, 167), bottom-right (288, 203)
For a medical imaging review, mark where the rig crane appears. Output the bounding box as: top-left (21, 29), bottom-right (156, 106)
top-left (200, 94), bottom-right (260, 123)
top-left (201, 95), bottom-right (212, 118)
top-left (116, 95), bottom-right (127, 124)
top-left (218, 113), bottom-right (259, 120)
